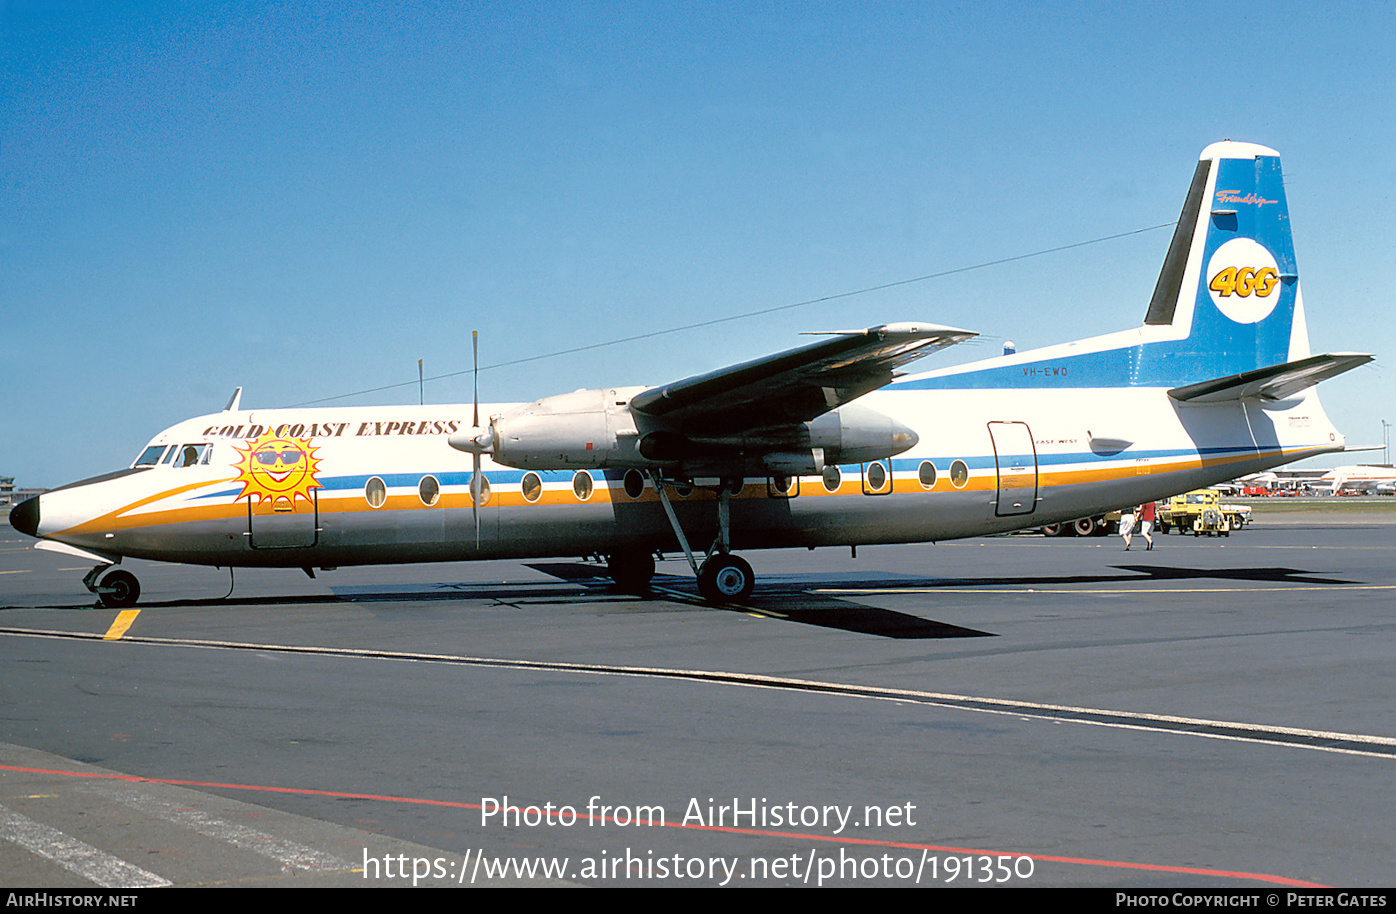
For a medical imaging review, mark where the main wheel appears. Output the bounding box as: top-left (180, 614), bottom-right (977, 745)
top-left (98, 569), bottom-right (140, 608)
top-left (697, 555), bottom-right (754, 604)
top-left (1073, 517), bottom-right (1097, 537)
top-left (607, 550), bottom-right (655, 592)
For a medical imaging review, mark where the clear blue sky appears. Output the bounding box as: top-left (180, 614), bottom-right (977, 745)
top-left (4, 1), bottom-right (1393, 487)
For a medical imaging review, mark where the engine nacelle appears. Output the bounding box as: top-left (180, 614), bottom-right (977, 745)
top-left (638, 402), bottom-right (918, 474)
top-left (488, 387), bottom-right (647, 470)
top-left (468, 388), bottom-right (918, 474)
top-left (806, 403), bottom-right (919, 465)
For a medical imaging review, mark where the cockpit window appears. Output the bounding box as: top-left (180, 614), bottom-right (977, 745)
top-left (176, 444), bottom-right (213, 467)
top-left (134, 443), bottom-right (214, 468)
top-left (134, 445), bottom-right (170, 467)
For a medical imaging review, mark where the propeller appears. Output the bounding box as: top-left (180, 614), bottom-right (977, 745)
top-left (446, 331), bottom-right (499, 548)
top-left (471, 331), bottom-right (482, 547)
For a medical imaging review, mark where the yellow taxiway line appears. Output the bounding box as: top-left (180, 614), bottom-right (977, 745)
top-left (103, 610), bottom-right (140, 640)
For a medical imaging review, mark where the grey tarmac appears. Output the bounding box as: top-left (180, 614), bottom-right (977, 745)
top-left (2, 510), bottom-right (1393, 887)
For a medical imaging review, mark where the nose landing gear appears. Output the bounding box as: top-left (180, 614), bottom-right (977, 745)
top-left (83, 565), bottom-right (141, 608)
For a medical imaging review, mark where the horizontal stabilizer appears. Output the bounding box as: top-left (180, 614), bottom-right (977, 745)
top-left (1168, 352), bottom-right (1371, 403)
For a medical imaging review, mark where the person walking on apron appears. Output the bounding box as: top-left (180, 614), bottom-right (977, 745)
top-left (1139, 500), bottom-right (1156, 550)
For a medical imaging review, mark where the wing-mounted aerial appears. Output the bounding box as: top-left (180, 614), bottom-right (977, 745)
top-left (456, 322), bottom-right (975, 477)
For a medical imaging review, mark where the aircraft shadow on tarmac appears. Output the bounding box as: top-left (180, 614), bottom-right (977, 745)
top-left (517, 561), bottom-right (1360, 638)
top-left (520, 561), bottom-right (1361, 636)
top-left (15, 563), bottom-right (1355, 641)
top-left (1110, 564), bottom-right (1358, 585)
top-left (913, 565), bottom-right (1360, 588)
top-left (521, 563), bottom-right (992, 639)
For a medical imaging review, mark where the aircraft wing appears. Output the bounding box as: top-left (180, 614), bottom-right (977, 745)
top-left (629, 322), bottom-right (975, 431)
top-left (1167, 352), bottom-right (1372, 404)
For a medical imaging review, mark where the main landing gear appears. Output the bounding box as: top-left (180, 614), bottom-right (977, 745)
top-left (695, 553), bottom-right (754, 603)
top-left (83, 564), bottom-right (141, 608)
top-left (604, 473), bottom-right (757, 604)
top-left (607, 550), bottom-right (656, 593)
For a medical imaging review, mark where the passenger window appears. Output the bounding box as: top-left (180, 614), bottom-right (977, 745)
top-left (918, 461), bottom-right (937, 489)
top-left (767, 475), bottom-right (798, 498)
top-left (864, 461), bottom-right (889, 494)
top-left (469, 473), bottom-right (491, 506)
top-left (950, 459), bottom-right (970, 488)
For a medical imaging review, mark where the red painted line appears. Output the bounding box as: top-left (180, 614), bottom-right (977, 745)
top-left (2, 763), bottom-right (1326, 887)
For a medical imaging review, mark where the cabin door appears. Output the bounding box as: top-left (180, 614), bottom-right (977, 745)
top-left (248, 491), bottom-right (319, 548)
top-left (988, 421), bottom-right (1038, 517)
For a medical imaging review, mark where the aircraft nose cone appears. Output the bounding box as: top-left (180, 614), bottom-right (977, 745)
top-left (9, 495), bottom-right (39, 537)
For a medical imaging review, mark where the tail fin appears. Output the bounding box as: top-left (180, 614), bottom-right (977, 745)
top-left (1138, 141), bottom-right (1306, 382)
top-left (898, 142), bottom-right (1369, 395)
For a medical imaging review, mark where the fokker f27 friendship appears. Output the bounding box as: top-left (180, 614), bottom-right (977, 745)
top-left (11, 142), bottom-right (1372, 607)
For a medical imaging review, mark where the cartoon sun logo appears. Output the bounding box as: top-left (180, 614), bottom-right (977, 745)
top-left (232, 431), bottom-right (323, 508)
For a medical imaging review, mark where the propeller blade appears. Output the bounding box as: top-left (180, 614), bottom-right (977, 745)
top-left (472, 330), bottom-right (481, 548)
top-left (472, 453), bottom-right (481, 549)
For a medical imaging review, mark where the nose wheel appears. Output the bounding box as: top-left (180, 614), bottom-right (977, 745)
top-left (90, 568), bottom-right (140, 608)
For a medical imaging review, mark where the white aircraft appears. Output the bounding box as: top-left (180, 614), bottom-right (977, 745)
top-left (10, 141), bottom-right (1372, 607)
top-left (1321, 465), bottom-right (1396, 495)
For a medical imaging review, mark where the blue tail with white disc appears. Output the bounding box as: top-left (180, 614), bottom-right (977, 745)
top-left (1137, 140), bottom-right (1302, 384)
top-left (903, 141), bottom-right (1369, 395)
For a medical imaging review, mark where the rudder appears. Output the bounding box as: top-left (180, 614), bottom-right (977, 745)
top-left (1139, 141), bottom-right (1305, 383)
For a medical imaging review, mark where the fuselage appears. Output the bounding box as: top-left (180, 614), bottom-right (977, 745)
top-left (8, 141), bottom-right (1363, 599)
top-left (16, 376), bottom-right (1342, 570)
